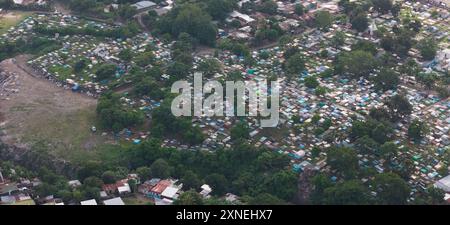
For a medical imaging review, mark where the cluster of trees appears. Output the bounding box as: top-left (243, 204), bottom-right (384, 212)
top-left (34, 22), bottom-right (140, 39)
top-left (257, 0), bottom-right (278, 15)
top-left (95, 63), bottom-right (117, 81)
top-left (167, 33), bottom-right (194, 81)
top-left (132, 76), bottom-right (165, 100)
top-left (379, 13), bottom-right (423, 58)
top-left (117, 138), bottom-right (296, 204)
top-left (408, 119), bottom-right (428, 142)
top-left (417, 38), bottom-right (438, 61)
top-left (334, 50), bottom-right (377, 79)
top-left (96, 92), bottom-right (145, 132)
top-left (283, 47), bottom-right (306, 80)
top-left (311, 148), bottom-right (412, 205)
top-left (155, 4), bottom-right (217, 46)
top-left (0, 38), bottom-right (60, 61)
top-left (371, 0), bottom-right (401, 16)
top-left (150, 96), bottom-right (205, 145)
top-left (338, 0), bottom-right (370, 32)
top-left (314, 11), bottom-right (333, 30)
top-left (204, 0), bottom-right (236, 21)
top-left (254, 19), bottom-right (284, 46)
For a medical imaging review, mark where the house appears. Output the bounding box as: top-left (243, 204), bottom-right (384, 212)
top-left (131, 1), bottom-right (157, 11)
top-left (225, 193), bottom-right (239, 203)
top-left (226, 11), bottom-right (256, 26)
top-left (161, 186), bottom-right (180, 200)
top-left (103, 197), bottom-right (125, 205)
top-left (199, 184), bottom-right (212, 197)
top-left (118, 183), bottom-right (131, 195)
top-left (434, 174), bottom-right (450, 192)
top-left (138, 178), bottom-right (160, 195)
top-left (148, 179), bottom-right (171, 199)
top-left (102, 179), bottom-right (130, 195)
top-left (80, 199), bottom-right (98, 205)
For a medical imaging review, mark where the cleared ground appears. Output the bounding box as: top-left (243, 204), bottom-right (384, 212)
top-left (0, 11), bottom-right (32, 34)
top-left (0, 55), bottom-right (110, 162)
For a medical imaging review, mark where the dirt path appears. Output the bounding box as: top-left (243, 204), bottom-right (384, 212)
top-left (53, 1), bottom-right (72, 15)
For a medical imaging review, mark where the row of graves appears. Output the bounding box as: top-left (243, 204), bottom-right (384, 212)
top-left (161, 1), bottom-right (450, 201)
top-left (2, 12), bottom-right (173, 98)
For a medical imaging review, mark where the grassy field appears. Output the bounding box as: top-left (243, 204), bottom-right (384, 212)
top-left (0, 57), bottom-right (114, 164)
top-left (21, 106), bottom-right (105, 161)
top-left (0, 11), bottom-right (33, 35)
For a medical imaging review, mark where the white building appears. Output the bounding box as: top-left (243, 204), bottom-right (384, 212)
top-left (434, 175), bottom-right (450, 192)
top-left (103, 197), bottom-right (125, 205)
top-left (131, 1), bottom-right (157, 11)
top-left (80, 199), bottom-right (98, 205)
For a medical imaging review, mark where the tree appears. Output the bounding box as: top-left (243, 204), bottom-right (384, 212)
top-left (83, 176), bottom-right (104, 188)
top-left (158, 4), bottom-right (218, 46)
top-left (417, 72), bottom-right (437, 90)
top-left (304, 76), bottom-right (319, 89)
top-left (69, 0), bottom-right (97, 12)
top-left (181, 170), bottom-right (202, 190)
top-left (74, 59), bottom-right (87, 73)
top-left (354, 135), bottom-right (379, 154)
top-left (408, 119), bottom-right (428, 142)
top-left (206, 0), bottom-right (235, 21)
top-left (102, 171), bottom-right (117, 184)
top-left (96, 92), bottom-right (144, 131)
top-left (174, 190), bottom-right (204, 205)
top-left (385, 94), bottom-right (412, 120)
top-left (399, 59), bottom-right (420, 77)
top-left (197, 58), bottom-right (222, 77)
top-left (334, 50), bottom-right (377, 79)
top-left (351, 12), bottom-right (369, 32)
top-left (352, 40), bottom-right (378, 56)
top-left (315, 11), bottom-right (333, 30)
top-left (128, 179), bottom-right (138, 193)
top-left (327, 147), bottom-right (359, 178)
top-left (315, 86), bottom-right (327, 96)
top-left (265, 170), bottom-right (297, 201)
top-left (117, 4), bottom-right (138, 20)
top-left (323, 180), bottom-right (370, 205)
top-left (150, 158), bottom-right (172, 178)
top-left (284, 52), bottom-right (305, 78)
top-left (247, 193), bottom-right (287, 205)
top-left (230, 121), bottom-right (250, 141)
top-left (295, 4), bottom-right (305, 16)
top-left (331, 31), bottom-right (346, 47)
top-left (372, 172), bottom-right (410, 205)
top-left (118, 49), bottom-right (133, 62)
top-left (310, 174), bottom-right (334, 204)
top-left (425, 187), bottom-right (446, 205)
top-left (371, 122), bottom-right (393, 144)
top-left (391, 2), bottom-right (401, 17)
top-left (136, 166), bottom-right (151, 181)
top-left (379, 142), bottom-right (398, 164)
top-left (258, 0), bottom-right (278, 15)
top-left (417, 38), bottom-right (437, 61)
top-left (372, 0), bottom-right (393, 14)
top-left (95, 64), bottom-right (116, 81)
top-left (373, 68), bottom-right (399, 91)
top-left (205, 173), bottom-right (228, 196)
top-left (384, 28), bottom-right (416, 57)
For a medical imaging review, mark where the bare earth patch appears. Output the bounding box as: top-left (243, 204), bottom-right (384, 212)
top-left (0, 56), bottom-right (107, 162)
